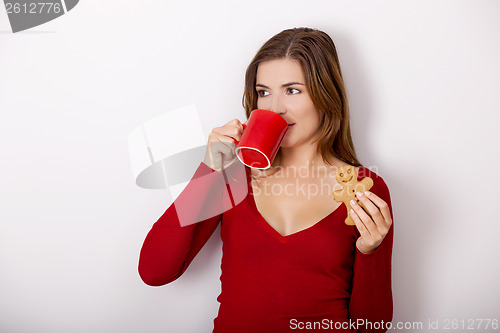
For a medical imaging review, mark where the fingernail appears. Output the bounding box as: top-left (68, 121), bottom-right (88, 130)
top-left (356, 192), bottom-right (363, 197)
top-left (364, 191), bottom-right (370, 196)
top-left (350, 199), bottom-right (356, 206)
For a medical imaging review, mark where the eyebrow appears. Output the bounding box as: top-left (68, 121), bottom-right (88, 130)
top-left (255, 82), bottom-right (305, 89)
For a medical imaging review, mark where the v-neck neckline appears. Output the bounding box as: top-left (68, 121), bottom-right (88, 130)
top-left (245, 167), bottom-right (346, 242)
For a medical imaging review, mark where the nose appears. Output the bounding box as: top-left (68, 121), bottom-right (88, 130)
top-left (268, 95), bottom-right (286, 116)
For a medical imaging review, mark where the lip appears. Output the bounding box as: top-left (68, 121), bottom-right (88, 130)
top-left (287, 123), bottom-right (295, 127)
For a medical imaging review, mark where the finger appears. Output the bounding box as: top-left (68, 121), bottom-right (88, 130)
top-left (218, 140), bottom-right (236, 152)
top-left (234, 123), bottom-right (245, 144)
top-left (355, 191), bottom-right (387, 230)
top-left (350, 208), bottom-right (371, 237)
top-left (228, 119), bottom-right (245, 133)
top-left (215, 125), bottom-right (243, 144)
top-left (229, 118), bottom-right (242, 126)
top-left (209, 137), bottom-right (239, 171)
top-left (364, 191), bottom-right (392, 226)
top-left (211, 135), bottom-right (235, 157)
top-left (214, 127), bottom-right (242, 140)
top-left (351, 199), bottom-right (379, 236)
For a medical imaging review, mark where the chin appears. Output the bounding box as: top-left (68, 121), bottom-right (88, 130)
top-left (279, 135), bottom-right (292, 147)
top-left (280, 133), bottom-right (318, 149)
top-left (279, 138), bottom-right (298, 148)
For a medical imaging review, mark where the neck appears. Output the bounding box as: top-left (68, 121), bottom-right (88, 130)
top-left (274, 141), bottom-right (347, 169)
top-left (275, 144), bottom-right (324, 169)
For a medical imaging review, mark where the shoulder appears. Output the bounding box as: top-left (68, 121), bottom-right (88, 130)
top-left (333, 163), bottom-right (390, 194)
top-left (357, 166), bottom-right (393, 218)
top-left (357, 166), bottom-right (391, 198)
top-left (357, 165), bottom-right (386, 183)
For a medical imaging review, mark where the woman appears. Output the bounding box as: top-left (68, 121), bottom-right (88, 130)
top-left (139, 27), bottom-right (394, 333)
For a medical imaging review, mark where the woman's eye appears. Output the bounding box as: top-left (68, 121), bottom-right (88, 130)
top-left (257, 90), bottom-right (269, 97)
top-left (287, 88), bottom-right (300, 95)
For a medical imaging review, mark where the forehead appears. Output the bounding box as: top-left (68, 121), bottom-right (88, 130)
top-left (256, 59), bottom-right (305, 84)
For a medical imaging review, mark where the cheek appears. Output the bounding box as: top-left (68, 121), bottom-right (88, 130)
top-left (301, 110), bottom-right (320, 129)
top-left (257, 98), bottom-right (269, 110)
top-left (297, 99), bottom-right (318, 122)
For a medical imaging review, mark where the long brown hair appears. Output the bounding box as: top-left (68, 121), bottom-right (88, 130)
top-left (242, 27), bottom-right (361, 167)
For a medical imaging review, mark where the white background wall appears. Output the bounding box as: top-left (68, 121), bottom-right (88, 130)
top-left (1, 0), bottom-right (499, 332)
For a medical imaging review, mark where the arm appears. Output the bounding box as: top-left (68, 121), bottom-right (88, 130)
top-left (138, 162), bottom-right (226, 287)
top-left (348, 177), bottom-right (394, 333)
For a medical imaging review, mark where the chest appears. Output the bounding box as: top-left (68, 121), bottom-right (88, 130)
top-left (250, 175), bottom-right (343, 237)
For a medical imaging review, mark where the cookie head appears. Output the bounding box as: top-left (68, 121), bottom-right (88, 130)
top-left (336, 165), bottom-right (357, 185)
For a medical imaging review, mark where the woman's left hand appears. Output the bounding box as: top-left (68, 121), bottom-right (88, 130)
top-left (350, 191), bottom-right (392, 254)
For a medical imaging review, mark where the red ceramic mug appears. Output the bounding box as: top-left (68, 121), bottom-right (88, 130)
top-left (235, 109), bottom-right (289, 169)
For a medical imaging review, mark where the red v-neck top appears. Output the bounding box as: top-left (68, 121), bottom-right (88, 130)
top-left (139, 161), bottom-right (394, 333)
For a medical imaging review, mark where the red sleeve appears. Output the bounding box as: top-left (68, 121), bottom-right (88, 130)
top-left (138, 162), bottom-right (225, 287)
top-left (349, 176), bottom-right (394, 333)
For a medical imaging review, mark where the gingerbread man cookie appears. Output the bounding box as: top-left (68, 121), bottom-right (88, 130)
top-left (333, 164), bottom-right (374, 225)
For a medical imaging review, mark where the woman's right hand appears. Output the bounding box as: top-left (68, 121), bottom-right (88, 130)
top-left (203, 119), bottom-right (245, 171)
